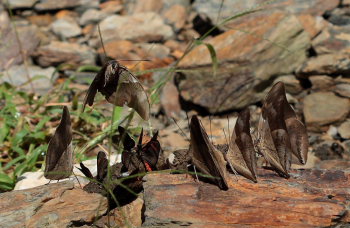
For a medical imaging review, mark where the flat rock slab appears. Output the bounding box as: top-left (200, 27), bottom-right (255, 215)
top-left (0, 181), bottom-right (108, 228)
top-left (142, 169), bottom-right (350, 227)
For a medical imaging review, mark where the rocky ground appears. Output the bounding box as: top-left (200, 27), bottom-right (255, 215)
top-left (1, 0), bottom-right (350, 227)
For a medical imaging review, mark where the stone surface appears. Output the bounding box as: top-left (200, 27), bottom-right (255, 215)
top-left (338, 119), bottom-right (350, 139)
top-left (273, 75), bottom-right (303, 94)
top-left (0, 181), bottom-right (108, 228)
top-left (137, 43), bottom-right (170, 59)
top-left (0, 12), bottom-right (40, 71)
top-left (192, 0), bottom-right (339, 25)
top-left (79, 9), bottom-right (108, 26)
top-left (99, 0), bottom-right (123, 14)
top-left (309, 75), bottom-right (335, 91)
top-left (177, 11), bottom-right (310, 113)
top-left (143, 171), bottom-right (350, 227)
top-left (303, 92), bottom-right (350, 132)
top-left (0, 64), bottom-right (56, 94)
top-left (162, 4), bottom-right (187, 31)
top-left (298, 54), bottom-right (350, 77)
top-left (7, 0), bottom-right (37, 9)
top-left (297, 14), bottom-right (327, 39)
top-left (51, 17), bottom-right (82, 39)
top-left (312, 25), bottom-right (350, 55)
top-left (160, 80), bottom-right (182, 119)
top-left (96, 195), bottom-right (143, 227)
top-left (34, 41), bottom-right (95, 67)
top-left (99, 12), bottom-right (174, 43)
top-left (335, 83), bottom-right (350, 98)
top-left (97, 40), bottom-right (146, 61)
top-left (34, 0), bottom-right (82, 11)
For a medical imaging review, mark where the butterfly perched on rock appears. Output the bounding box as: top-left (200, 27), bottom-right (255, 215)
top-left (256, 81), bottom-right (309, 178)
top-left (83, 60), bottom-right (150, 120)
top-left (118, 126), bottom-right (161, 175)
top-left (44, 106), bottom-right (73, 180)
top-left (189, 115), bottom-right (229, 190)
top-left (225, 109), bottom-right (257, 183)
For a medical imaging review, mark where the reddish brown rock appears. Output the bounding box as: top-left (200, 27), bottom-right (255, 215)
top-left (160, 81), bottom-right (182, 119)
top-left (142, 170), bottom-right (350, 227)
top-left (0, 181), bottom-right (108, 228)
top-left (177, 11), bottom-right (310, 113)
top-left (95, 196), bottom-right (143, 227)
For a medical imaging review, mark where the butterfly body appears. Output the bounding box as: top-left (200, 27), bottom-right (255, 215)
top-left (44, 106), bottom-right (73, 180)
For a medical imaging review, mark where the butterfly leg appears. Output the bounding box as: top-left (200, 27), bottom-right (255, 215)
top-left (73, 173), bottom-right (83, 188)
top-left (45, 180), bottom-right (52, 185)
top-left (192, 165), bottom-right (199, 182)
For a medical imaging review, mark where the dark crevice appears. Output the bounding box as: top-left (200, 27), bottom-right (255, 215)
top-left (298, 77), bottom-right (312, 89)
top-left (307, 47), bottom-right (317, 58)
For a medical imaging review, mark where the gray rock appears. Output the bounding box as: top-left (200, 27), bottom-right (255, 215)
top-left (34, 0), bottom-right (82, 11)
top-left (176, 11), bottom-right (310, 113)
top-left (0, 12), bottom-right (40, 71)
top-left (297, 54), bottom-right (350, 77)
top-left (338, 120), bottom-right (350, 139)
top-left (334, 83), bottom-right (350, 98)
top-left (192, 0), bottom-right (339, 25)
top-left (79, 8), bottom-right (108, 26)
top-left (7, 0), bottom-right (37, 9)
top-left (273, 75), bottom-right (303, 94)
top-left (303, 92), bottom-right (350, 132)
top-left (309, 75), bottom-right (334, 91)
top-left (0, 64), bottom-right (57, 94)
top-left (99, 12), bottom-right (174, 42)
top-left (34, 41), bottom-right (96, 67)
top-left (137, 43), bottom-right (170, 59)
top-left (51, 17), bottom-right (82, 39)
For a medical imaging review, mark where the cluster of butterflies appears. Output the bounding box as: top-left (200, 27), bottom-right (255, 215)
top-left (188, 81), bottom-right (309, 190)
top-left (44, 60), bottom-right (157, 183)
top-left (44, 59), bottom-right (309, 193)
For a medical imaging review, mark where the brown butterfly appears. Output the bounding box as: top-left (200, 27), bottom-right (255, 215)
top-left (225, 109), bottom-right (257, 182)
top-left (257, 89), bottom-right (292, 178)
top-left (118, 126), bottom-right (161, 175)
top-left (265, 82), bottom-right (309, 164)
top-left (82, 60), bottom-right (150, 120)
top-left (44, 106), bottom-right (73, 180)
top-left (190, 115), bottom-right (229, 190)
top-left (78, 151), bottom-right (108, 183)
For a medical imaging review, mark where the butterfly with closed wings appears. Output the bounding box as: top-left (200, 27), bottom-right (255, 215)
top-left (44, 106), bottom-right (73, 181)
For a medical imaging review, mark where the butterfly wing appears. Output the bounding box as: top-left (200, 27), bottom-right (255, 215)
top-left (106, 69), bottom-right (150, 121)
top-left (45, 106), bottom-right (73, 180)
top-left (190, 115), bottom-right (229, 190)
top-left (97, 151), bottom-right (108, 182)
top-left (283, 100), bottom-right (309, 165)
top-left (141, 131), bottom-right (161, 170)
top-left (266, 82), bottom-right (309, 165)
top-left (78, 162), bottom-right (94, 179)
top-left (226, 109), bottom-right (257, 182)
top-left (118, 126), bottom-right (136, 151)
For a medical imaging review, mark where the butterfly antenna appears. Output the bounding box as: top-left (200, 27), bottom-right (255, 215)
top-left (227, 115), bottom-right (230, 141)
top-left (222, 128), bottom-right (239, 181)
top-left (172, 118), bottom-right (190, 141)
top-left (97, 23), bottom-right (107, 63)
top-left (209, 116), bottom-right (213, 145)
